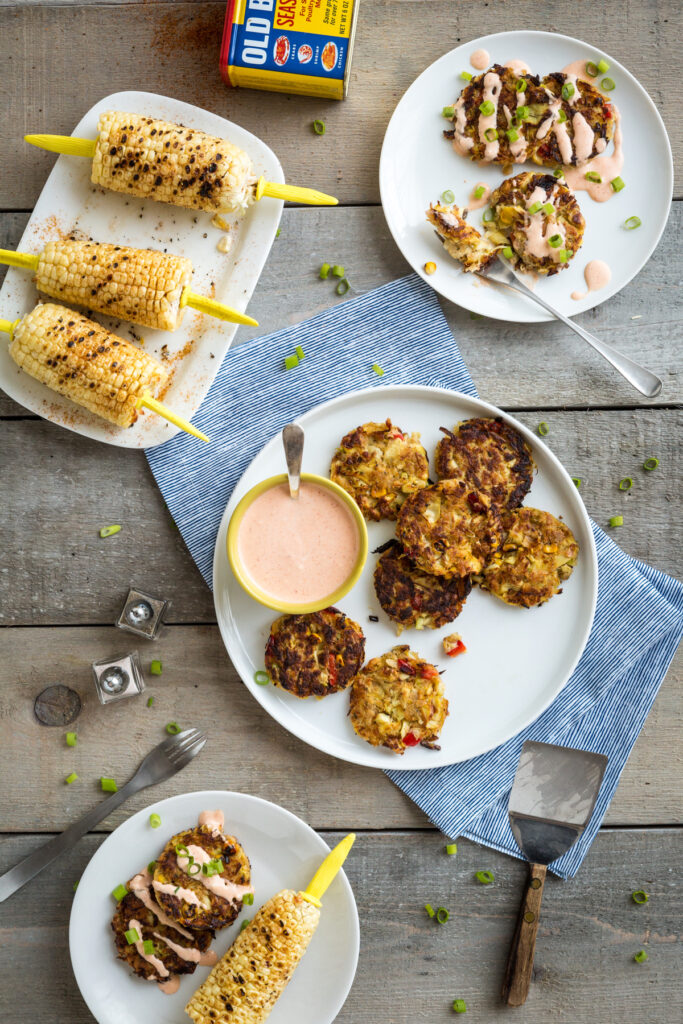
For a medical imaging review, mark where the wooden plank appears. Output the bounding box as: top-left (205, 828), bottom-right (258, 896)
top-left (1, 203), bottom-right (681, 419)
top-left (1, 2), bottom-right (681, 209)
top-left (0, 407), bottom-right (680, 628)
top-left (0, 828), bottom-right (679, 1023)
top-left (0, 625), bottom-right (679, 831)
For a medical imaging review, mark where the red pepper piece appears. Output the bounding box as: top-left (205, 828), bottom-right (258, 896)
top-left (327, 654), bottom-right (338, 688)
top-left (403, 732), bottom-right (419, 747)
top-left (397, 658), bottom-right (416, 675)
top-left (467, 492), bottom-right (486, 514)
top-left (389, 430), bottom-right (404, 440)
top-left (447, 640), bottom-right (467, 658)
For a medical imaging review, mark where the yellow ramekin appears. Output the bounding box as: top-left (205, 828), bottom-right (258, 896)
top-left (227, 473), bottom-right (368, 614)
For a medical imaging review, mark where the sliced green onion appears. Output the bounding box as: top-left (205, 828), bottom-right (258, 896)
top-left (175, 844), bottom-right (190, 857)
top-left (125, 928), bottom-right (140, 945)
top-left (101, 777), bottom-right (118, 793)
top-left (112, 883), bottom-right (128, 902)
top-left (331, 264), bottom-right (345, 278)
top-left (528, 201), bottom-right (542, 215)
top-left (475, 870), bottom-right (495, 885)
top-left (240, 919), bottom-right (251, 932)
top-left (453, 999), bottom-right (467, 1013)
top-left (624, 216), bottom-right (641, 230)
top-left (147, 860), bottom-right (156, 873)
top-left (201, 858), bottom-right (223, 877)
top-left (609, 515), bottom-right (624, 527)
top-left (553, 167), bottom-right (564, 178)
top-left (254, 670), bottom-right (270, 685)
top-left (149, 813), bottom-right (162, 829)
top-left (585, 171), bottom-right (602, 183)
top-left (312, 119), bottom-right (326, 135)
top-left (601, 77), bottom-right (615, 91)
top-left (559, 249), bottom-right (571, 263)
top-left (150, 660), bottom-right (162, 676)
top-left (548, 234), bottom-right (562, 247)
top-left (541, 202), bottom-right (554, 216)
top-left (336, 278), bottom-right (350, 295)
top-left (446, 843), bottom-right (458, 856)
top-left (502, 246), bottom-right (514, 260)
top-left (572, 477), bottom-right (582, 488)
top-left (597, 58), bottom-right (610, 74)
top-left (188, 861), bottom-right (201, 876)
top-left (441, 190), bottom-right (455, 204)
top-left (436, 907), bottom-right (450, 924)
top-left (295, 345), bottom-right (305, 360)
top-left (557, 109), bottom-right (568, 123)
top-left (611, 176), bottom-right (626, 192)
top-left (632, 890), bottom-right (649, 904)
top-left (515, 78), bottom-right (526, 92)
top-left (479, 100), bottom-right (495, 116)
top-left (165, 722), bottom-right (181, 734)
top-left (484, 127), bottom-right (498, 142)
top-left (99, 525), bottom-right (121, 538)
top-left (505, 128), bottom-right (519, 143)
top-left (618, 477), bottom-right (633, 491)
top-left (537, 422), bottom-right (549, 436)
top-left (460, 71), bottom-right (472, 82)
top-left (242, 892), bottom-right (254, 905)
top-left (643, 457), bottom-right (659, 471)
top-left (585, 61), bottom-right (599, 77)
top-left (284, 353), bottom-right (299, 370)
top-left (142, 939), bottom-right (155, 955)
top-left (442, 105), bottom-right (456, 118)
top-left (482, 208), bottom-right (495, 223)
top-left (275, 228), bottom-right (281, 238)
top-left (73, 880), bottom-right (79, 891)
top-left (372, 363), bottom-right (385, 377)
top-left (634, 950), bottom-right (648, 963)
top-left (66, 731), bottom-right (77, 747)
top-left (561, 82), bottom-right (575, 100)
top-left (319, 262), bottom-right (331, 279)
top-left (425, 903), bottom-right (435, 918)
top-left (146, 696), bottom-right (154, 707)
top-left (473, 185), bottom-right (486, 199)
top-left (65, 772), bottom-right (78, 784)
top-left (515, 105), bottom-right (530, 122)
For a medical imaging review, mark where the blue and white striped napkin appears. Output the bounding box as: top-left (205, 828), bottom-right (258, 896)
top-left (147, 274), bottom-right (683, 878)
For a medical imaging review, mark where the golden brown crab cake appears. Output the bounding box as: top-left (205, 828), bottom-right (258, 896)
top-left (265, 607), bottom-right (365, 699)
top-left (426, 202), bottom-right (498, 273)
top-left (373, 540), bottom-right (471, 633)
top-left (112, 890), bottom-right (214, 983)
top-left (397, 479), bottom-right (504, 578)
top-left (435, 417), bottom-right (535, 510)
top-left (330, 419), bottom-right (429, 521)
top-left (444, 64), bottom-right (614, 168)
top-left (349, 646), bottom-right (448, 753)
top-left (485, 172), bottom-right (585, 275)
top-left (479, 507), bottom-right (579, 608)
top-left (153, 826), bottom-right (252, 931)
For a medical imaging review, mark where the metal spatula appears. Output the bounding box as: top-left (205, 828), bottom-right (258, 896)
top-left (501, 740), bottom-right (608, 1006)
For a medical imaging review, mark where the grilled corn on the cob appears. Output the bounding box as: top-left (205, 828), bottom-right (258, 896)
top-left (35, 239), bottom-right (193, 331)
top-left (9, 303), bottom-right (169, 427)
top-left (91, 111), bottom-right (256, 213)
top-left (185, 889), bottom-right (320, 1024)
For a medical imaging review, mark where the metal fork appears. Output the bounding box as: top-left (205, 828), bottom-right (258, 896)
top-left (476, 260), bottom-right (662, 398)
top-left (0, 727), bottom-right (206, 903)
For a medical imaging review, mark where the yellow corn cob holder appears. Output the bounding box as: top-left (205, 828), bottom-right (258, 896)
top-left (24, 134), bottom-right (338, 207)
top-left (0, 314), bottom-right (209, 442)
top-left (0, 248), bottom-right (258, 329)
top-left (300, 832), bottom-right (355, 908)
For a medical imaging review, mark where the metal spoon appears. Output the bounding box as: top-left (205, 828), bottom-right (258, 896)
top-left (282, 423), bottom-right (304, 500)
top-left (0, 727), bottom-right (206, 902)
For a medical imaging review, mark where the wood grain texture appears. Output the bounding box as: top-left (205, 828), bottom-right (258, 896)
top-left (0, 626), bottom-right (679, 832)
top-left (1, 1), bottom-right (681, 210)
top-left (1, 203), bottom-right (680, 418)
top-left (0, 828), bottom-right (679, 1023)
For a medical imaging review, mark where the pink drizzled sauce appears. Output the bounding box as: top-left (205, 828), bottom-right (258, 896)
top-left (521, 185), bottom-right (565, 262)
top-left (158, 975), bottom-right (180, 995)
top-left (468, 182), bottom-right (490, 210)
top-left (129, 917), bottom-right (169, 978)
top-left (128, 870), bottom-right (195, 939)
top-left (198, 809), bottom-right (225, 836)
top-left (153, 878), bottom-right (203, 906)
top-left (237, 482), bottom-right (360, 604)
top-left (563, 106), bottom-right (623, 202)
top-left (504, 58), bottom-right (530, 74)
top-left (571, 260), bottom-right (611, 300)
top-left (154, 931), bottom-right (218, 966)
top-left (177, 845), bottom-right (254, 903)
top-left (478, 70), bottom-right (502, 160)
top-left (470, 48), bottom-right (490, 70)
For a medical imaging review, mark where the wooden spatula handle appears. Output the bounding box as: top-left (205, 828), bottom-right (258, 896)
top-left (501, 862), bottom-right (547, 1006)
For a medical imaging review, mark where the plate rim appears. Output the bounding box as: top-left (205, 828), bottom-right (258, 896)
top-left (378, 28), bottom-right (674, 324)
top-left (69, 787), bottom-right (360, 1024)
top-left (212, 383), bottom-right (599, 770)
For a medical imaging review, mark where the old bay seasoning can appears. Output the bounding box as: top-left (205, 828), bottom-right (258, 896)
top-left (220, 0), bottom-right (359, 99)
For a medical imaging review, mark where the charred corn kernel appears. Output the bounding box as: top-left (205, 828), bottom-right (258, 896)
top-left (185, 889), bottom-right (320, 1024)
top-left (424, 261), bottom-right (437, 274)
top-left (9, 303), bottom-right (169, 428)
top-left (35, 239), bottom-right (192, 331)
top-left (91, 111), bottom-right (257, 214)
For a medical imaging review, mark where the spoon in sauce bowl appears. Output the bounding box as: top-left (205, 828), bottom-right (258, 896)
top-left (282, 423), bottom-right (304, 500)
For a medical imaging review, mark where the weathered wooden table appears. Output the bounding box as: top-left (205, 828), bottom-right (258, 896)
top-left (1, 2), bottom-right (681, 1021)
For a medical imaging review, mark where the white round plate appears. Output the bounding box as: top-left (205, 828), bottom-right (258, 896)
top-left (213, 385), bottom-right (598, 770)
top-left (379, 30), bottom-right (673, 323)
top-left (70, 790), bottom-right (359, 1024)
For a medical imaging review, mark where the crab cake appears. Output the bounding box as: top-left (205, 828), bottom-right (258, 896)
top-left (153, 825), bottom-right (252, 931)
top-left (330, 419), bottom-right (430, 521)
top-left (349, 646), bottom-right (448, 753)
top-left (444, 64), bottom-right (614, 168)
top-left (485, 172), bottom-right (585, 275)
top-left (373, 540), bottom-right (471, 633)
top-left (435, 417), bottom-right (534, 510)
top-left (479, 507), bottom-right (579, 608)
top-left (112, 890), bottom-right (214, 983)
top-left (265, 607), bottom-right (365, 698)
top-left (426, 202), bottom-right (498, 273)
top-left (397, 479), bottom-right (504, 578)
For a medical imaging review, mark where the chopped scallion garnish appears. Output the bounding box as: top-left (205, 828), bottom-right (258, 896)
top-left (66, 732), bottom-right (77, 747)
top-left (188, 861), bottom-right (201, 876)
top-left (99, 525), bottom-right (121, 538)
top-left (609, 515), bottom-right (624, 527)
top-left (446, 843), bottom-right (458, 856)
top-left (372, 363), bottom-right (385, 377)
top-left (254, 670), bottom-right (270, 685)
top-left (557, 109), bottom-right (568, 123)
top-left (558, 249), bottom-right (571, 263)
top-left (425, 903), bottom-right (435, 918)
top-left (601, 77), bottom-right (615, 91)
top-left (150, 660), bottom-right (162, 676)
top-left (597, 58), bottom-right (610, 73)
top-left (460, 71), bottom-right (472, 81)
top-left (548, 234), bottom-right (562, 247)
top-left (624, 216), bottom-right (641, 230)
top-left (295, 345), bottom-right (305, 360)
top-left (618, 477), bottom-right (633, 491)
top-left (537, 422), bottom-right (549, 436)
top-left (436, 907), bottom-right (450, 924)
top-left (473, 186), bottom-right (485, 199)
top-left (479, 100), bottom-right (495, 116)
top-left (632, 890), bottom-right (649, 904)
top-left (585, 171), bottom-right (602, 183)
top-left (441, 190), bottom-right (455, 204)
top-left (453, 999), bottom-right (467, 1013)
top-left (284, 354), bottom-right (299, 370)
top-left (475, 870), bottom-right (495, 885)
top-left (553, 167), bottom-right (564, 178)
top-left (146, 696), bottom-right (154, 707)
top-left (572, 477), bottom-right (582, 488)
top-left (165, 722), bottom-right (181, 734)
top-left (149, 813), bottom-right (162, 829)
top-left (541, 202), bottom-right (554, 216)
top-left (643, 457), bottom-right (659, 471)
top-left (243, 892), bottom-right (255, 905)
top-left (65, 772), bottom-right (78, 784)
top-left (442, 105), bottom-right (456, 118)
top-left (482, 208), bottom-right (495, 223)
top-left (634, 950), bottom-right (648, 963)
top-left (112, 883), bottom-right (128, 902)
top-left (515, 78), bottom-right (526, 92)
top-left (319, 262), bottom-right (331, 279)
top-left (585, 61), bottom-right (599, 77)
top-left (240, 919), bottom-right (251, 932)
top-left (502, 246), bottom-right (514, 260)
top-left (73, 880), bottom-right (79, 891)
top-left (148, 860), bottom-right (156, 873)
top-left (611, 176), bottom-right (625, 192)
top-left (175, 844), bottom-right (190, 857)
top-left (125, 928), bottom-right (140, 945)
top-left (336, 278), bottom-right (350, 295)
top-left (101, 777), bottom-right (118, 793)
top-left (331, 264), bottom-right (345, 278)
top-left (505, 128), bottom-right (519, 143)
top-left (484, 127), bottom-right (498, 142)
top-left (312, 119), bottom-right (326, 135)
top-left (528, 201), bottom-right (542, 215)
top-left (561, 82), bottom-right (575, 100)
top-left (142, 939), bottom-right (155, 955)
top-left (515, 105), bottom-right (530, 122)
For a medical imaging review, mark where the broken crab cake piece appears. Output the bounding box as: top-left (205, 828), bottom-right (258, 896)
top-left (426, 202), bottom-right (498, 273)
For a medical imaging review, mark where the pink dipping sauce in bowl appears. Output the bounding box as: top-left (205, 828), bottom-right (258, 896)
top-left (227, 473), bottom-right (368, 613)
